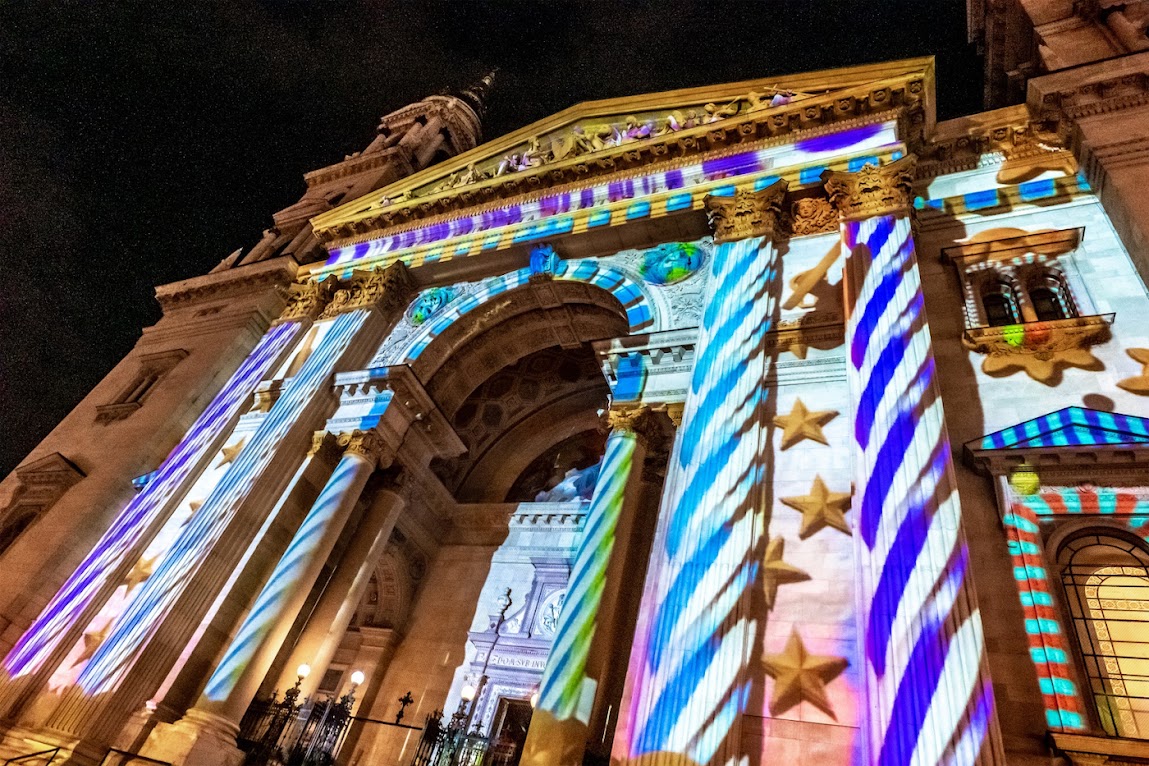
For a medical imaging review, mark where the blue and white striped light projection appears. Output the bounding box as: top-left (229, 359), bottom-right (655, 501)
top-left (523, 426), bottom-right (637, 763)
top-left (56, 312), bottom-right (365, 709)
top-left (201, 446), bottom-right (379, 711)
top-left (3, 321), bottom-right (300, 690)
top-left (619, 232), bottom-right (779, 764)
top-left (843, 212), bottom-right (997, 766)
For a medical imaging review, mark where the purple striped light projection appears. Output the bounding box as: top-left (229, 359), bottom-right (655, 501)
top-left (2, 321), bottom-right (300, 692)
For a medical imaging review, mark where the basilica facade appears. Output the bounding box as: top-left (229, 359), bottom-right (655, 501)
top-left (3, 7), bottom-right (1149, 766)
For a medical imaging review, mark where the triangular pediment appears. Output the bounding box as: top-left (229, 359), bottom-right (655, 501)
top-left (972, 407), bottom-right (1149, 452)
top-left (311, 57), bottom-right (934, 244)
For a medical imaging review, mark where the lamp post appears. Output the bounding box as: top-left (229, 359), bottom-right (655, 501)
top-left (463, 588), bottom-right (512, 735)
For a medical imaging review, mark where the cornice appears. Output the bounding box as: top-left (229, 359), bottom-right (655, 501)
top-left (1027, 51), bottom-right (1149, 124)
top-left (155, 257), bottom-right (298, 312)
top-left (304, 144), bottom-right (415, 189)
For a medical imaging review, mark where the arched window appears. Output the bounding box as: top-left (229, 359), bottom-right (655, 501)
top-left (1028, 273), bottom-right (1075, 322)
top-left (981, 281), bottom-right (1020, 326)
top-left (1059, 532), bottom-right (1149, 739)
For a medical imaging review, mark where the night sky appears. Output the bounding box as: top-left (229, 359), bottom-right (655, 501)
top-left (0, 0), bottom-right (983, 476)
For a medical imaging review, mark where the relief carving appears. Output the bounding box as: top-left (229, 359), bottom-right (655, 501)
top-left (789, 196), bottom-right (838, 236)
top-left (319, 260), bottom-right (415, 319)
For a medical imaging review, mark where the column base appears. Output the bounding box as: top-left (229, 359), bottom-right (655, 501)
top-left (141, 709), bottom-right (244, 766)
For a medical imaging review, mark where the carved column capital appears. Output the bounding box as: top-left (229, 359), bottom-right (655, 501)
top-left (606, 405), bottom-right (667, 442)
top-left (823, 154), bottom-right (917, 221)
top-left (703, 178), bottom-right (788, 243)
top-left (280, 279), bottom-right (334, 322)
top-left (319, 260), bottom-right (415, 319)
top-left (336, 429), bottom-right (394, 468)
top-left (308, 431), bottom-right (341, 462)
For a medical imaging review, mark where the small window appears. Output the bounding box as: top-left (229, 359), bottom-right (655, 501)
top-left (96, 349), bottom-right (188, 424)
top-left (1059, 532), bottom-right (1149, 739)
top-left (1028, 274), bottom-right (1076, 322)
top-left (982, 283), bottom-right (1020, 326)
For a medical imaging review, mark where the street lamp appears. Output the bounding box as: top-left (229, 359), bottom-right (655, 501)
top-left (463, 587), bottom-right (513, 735)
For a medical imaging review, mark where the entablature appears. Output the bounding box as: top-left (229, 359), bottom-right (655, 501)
top-left (311, 58), bottom-right (936, 248)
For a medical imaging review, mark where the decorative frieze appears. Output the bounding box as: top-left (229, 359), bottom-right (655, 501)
top-left (823, 154), bottom-right (917, 221)
top-left (703, 178), bottom-right (787, 243)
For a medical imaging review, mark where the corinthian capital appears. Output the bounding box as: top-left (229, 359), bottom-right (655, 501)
top-left (823, 154), bottom-right (917, 221)
top-left (280, 279), bottom-right (334, 321)
top-left (337, 428), bottom-right (394, 468)
top-left (319, 260), bottom-right (415, 319)
top-left (606, 405), bottom-right (663, 440)
top-left (704, 178), bottom-right (788, 244)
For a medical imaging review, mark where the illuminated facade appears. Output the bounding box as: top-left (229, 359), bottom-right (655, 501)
top-left (3, 14), bottom-right (1149, 766)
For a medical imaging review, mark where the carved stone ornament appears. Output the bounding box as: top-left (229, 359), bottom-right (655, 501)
top-left (704, 178), bottom-right (788, 243)
top-left (606, 405), bottom-right (664, 441)
top-left (337, 428), bottom-right (393, 467)
top-left (308, 430), bottom-right (340, 460)
top-left (963, 314), bottom-right (1113, 384)
top-left (319, 260), bottom-right (415, 319)
top-left (789, 196), bottom-right (837, 236)
top-left (280, 279), bottom-right (333, 321)
top-left (823, 154), bottom-right (917, 221)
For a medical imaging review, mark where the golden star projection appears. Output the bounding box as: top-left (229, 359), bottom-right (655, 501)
top-left (780, 475), bottom-right (852, 538)
top-left (1118, 348), bottom-right (1149, 394)
top-left (773, 398), bottom-right (838, 449)
top-left (215, 437), bottom-right (247, 467)
top-left (762, 536), bottom-right (810, 609)
top-left (762, 629), bottom-right (848, 717)
top-left (73, 624), bottom-right (111, 667)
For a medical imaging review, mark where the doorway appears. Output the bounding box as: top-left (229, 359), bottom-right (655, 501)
top-left (490, 698), bottom-right (534, 765)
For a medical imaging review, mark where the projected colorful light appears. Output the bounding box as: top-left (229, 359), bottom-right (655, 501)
top-left (622, 234), bottom-right (776, 764)
top-left (522, 426), bottom-right (638, 765)
top-left (202, 447), bottom-right (377, 705)
top-left (391, 258), bottom-right (657, 365)
top-left (1004, 485), bottom-right (1149, 730)
top-left (2, 321), bottom-right (300, 689)
top-left (843, 213), bottom-right (995, 766)
top-left (535, 427), bottom-right (635, 718)
top-left (61, 311), bottom-right (365, 705)
top-left (323, 123), bottom-right (897, 273)
top-left (1001, 502), bottom-right (1084, 730)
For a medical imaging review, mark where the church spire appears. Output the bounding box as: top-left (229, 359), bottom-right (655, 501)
top-left (455, 68), bottom-right (498, 122)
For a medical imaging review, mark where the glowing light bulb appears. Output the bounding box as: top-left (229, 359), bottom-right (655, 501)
top-left (297, 663), bottom-right (311, 679)
top-left (461, 684), bottom-right (476, 701)
top-left (351, 670), bottom-right (365, 686)
top-left (530, 692), bottom-right (539, 708)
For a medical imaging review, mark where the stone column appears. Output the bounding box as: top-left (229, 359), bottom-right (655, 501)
top-left (610, 180), bottom-right (787, 766)
top-left (823, 156), bottom-right (1003, 766)
top-left (272, 486), bottom-right (406, 701)
top-left (521, 405), bottom-right (659, 766)
top-left (140, 429), bottom-right (393, 766)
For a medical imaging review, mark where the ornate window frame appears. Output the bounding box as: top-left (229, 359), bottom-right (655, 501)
top-left (96, 348), bottom-right (188, 424)
top-left (942, 228), bottom-right (1114, 383)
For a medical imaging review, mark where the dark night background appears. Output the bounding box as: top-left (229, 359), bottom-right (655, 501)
top-left (0, 0), bottom-right (983, 476)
